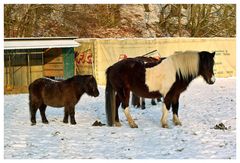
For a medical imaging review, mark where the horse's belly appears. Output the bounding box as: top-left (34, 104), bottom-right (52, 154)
top-left (43, 98), bottom-right (65, 107)
top-left (42, 91), bottom-right (65, 107)
top-left (131, 84), bottom-right (162, 99)
top-left (41, 83), bottom-right (80, 108)
top-left (134, 89), bottom-right (162, 99)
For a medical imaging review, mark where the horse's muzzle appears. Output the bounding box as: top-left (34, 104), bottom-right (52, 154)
top-left (207, 75), bottom-right (216, 85)
top-left (94, 91), bottom-right (100, 97)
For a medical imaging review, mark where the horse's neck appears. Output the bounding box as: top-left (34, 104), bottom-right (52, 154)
top-left (72, 77), bottom-right (85, 96)
top-left (145, 55), bottom-right (201, 97)
top-left (145, 59), bottom-right (176, 96)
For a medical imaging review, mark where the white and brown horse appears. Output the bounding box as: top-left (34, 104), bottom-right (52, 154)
top-left (105, 51), bottom-right (215, 128)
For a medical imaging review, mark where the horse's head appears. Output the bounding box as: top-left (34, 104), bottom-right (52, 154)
top-left (198, 51), bottom-right (216, 85)
top-left (85, 75), bottom-right (99, 97)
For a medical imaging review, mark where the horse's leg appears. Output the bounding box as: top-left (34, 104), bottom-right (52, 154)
top-left (132, 93), bottom-right (140, 108)
top-left (172, 93), bottom-right (182, 126)
top-left (63, 107), bottom-right (69, 124)
top-left (161, 96), bottom-right (171, 128)
top-left (69, 106), bottom-right (77, 125)
top-left (124, 107), bottom-right (138, 128)
top-left (151, 98), bottom-right (157, 105)
top-left (115, 93), bottom-right (122, 127)
top-left (29, 102), bottom-right (38, 125)
top-left (39, 104), bottom-right (48, 124)
top-left (141, 98), bottom-right (146, 109)
top-left (121, 89), bottom-right (138, 128)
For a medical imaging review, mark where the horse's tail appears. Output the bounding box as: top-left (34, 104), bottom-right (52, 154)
top-left (105, 67), bottom-right (116, 126)
top-left (28, 83), bottom-right (33, 106)
top-left (28, 82), bottom-right (35, 123)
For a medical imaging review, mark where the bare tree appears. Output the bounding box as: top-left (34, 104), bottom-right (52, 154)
top-left (4, 4), bottom-right (236, 38)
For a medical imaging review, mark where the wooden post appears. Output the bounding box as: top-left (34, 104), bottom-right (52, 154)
top-left (11, 51), bottom-right (14, 89)
top-left (7, 53), bottom-right (11, 90)
top-left (92, 40), bottom-right (96, 78)
top-left (42, 50), bottom-right (44, 77)
top-left (8, 54), bottom-right (10, 85)
top-left (28, 52), bottom-right (31, 84)
top-left (27, 51), bottom-right (31, 85)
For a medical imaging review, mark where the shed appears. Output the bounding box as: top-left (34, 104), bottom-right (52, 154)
top-left (4, 37), bottom-right (80, 94)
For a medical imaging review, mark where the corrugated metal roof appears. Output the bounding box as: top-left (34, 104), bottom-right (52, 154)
top-left (4, 37), bottom-right (80, 50)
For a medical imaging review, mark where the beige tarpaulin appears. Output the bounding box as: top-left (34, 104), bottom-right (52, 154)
top-left (74, 40), bottom-right (94, 75)
top-left (75, 38), bottom-right (236, 85)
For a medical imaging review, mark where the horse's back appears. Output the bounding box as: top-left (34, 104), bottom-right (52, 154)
top-left (29, 78), bottom-right (66, 106)
top-left (28, 78), bottom-right (50, 105)
top-left (107, 58), bottom-right (147, 90)
top-left (29, 78), bottom-right (62, 97)
top-left (108, 58), bottom-right (144, 77)
top-left (29, 78), bottom-right (47, 94)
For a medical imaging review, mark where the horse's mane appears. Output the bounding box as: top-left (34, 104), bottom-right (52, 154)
top-left (64, 75), bottom-right (82, 83)
top-left (168, 51), bottom-right (199, 80)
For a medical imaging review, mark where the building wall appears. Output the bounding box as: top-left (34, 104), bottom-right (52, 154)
top-left (4, 47), bottom-right (75, 94)
top-left (44, 48), bottom-right (64, 77)
top-left (4, 51), bottom-right (43, 93)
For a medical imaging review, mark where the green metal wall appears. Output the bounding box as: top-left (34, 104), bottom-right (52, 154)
top-left (62, 47), bottom-right (75, 79)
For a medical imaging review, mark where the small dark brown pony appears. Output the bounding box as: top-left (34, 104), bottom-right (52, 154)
top-left (29, 75), bottom-right (99, 125)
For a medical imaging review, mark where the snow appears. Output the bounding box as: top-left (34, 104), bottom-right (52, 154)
top-left (4, 78), bottom-right (236, 159)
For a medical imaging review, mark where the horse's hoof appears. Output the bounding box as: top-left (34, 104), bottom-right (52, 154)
top-left (151, 101), bottom-right (157, 105)
top-left (31, 123), bottom-right (36, 126)
top-left (63, 120), bottom-right (68, 124)
top-left (141, 106), bottom-right (146, 110)
top-left (130, 123), bottom-right (138, 128)
top-left (71, 121), bottom-right (77, 125)
top-left (173, 116), bottom-right (182, 126)
top-left (31, 120), bottom-right (36, 126)
top-left (162, 124), bottom-right (169, 128)
top-left (174, 121), bottom-right (182, 126)
top-left (115, 122), bottom-right (122, 127)
top-left (42, 120), bottom-right (49, 124)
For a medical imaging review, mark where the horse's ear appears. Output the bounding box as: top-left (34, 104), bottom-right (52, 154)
top-left (88, 75), bottom-right (94, 81)
top-left (212, 52), bottom-right (215, 57)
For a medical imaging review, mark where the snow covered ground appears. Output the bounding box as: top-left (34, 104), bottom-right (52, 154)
top-left (4, 78), bottom-right (236, 159)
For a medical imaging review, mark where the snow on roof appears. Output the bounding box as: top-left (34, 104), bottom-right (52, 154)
top-left (4, 37), bottom-right (80, 50)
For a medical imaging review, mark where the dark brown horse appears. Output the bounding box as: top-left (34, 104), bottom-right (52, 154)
top-left (105, 51), bottom-right (215, 128)
top-left (131, 93), bottom-right (161, 109)
top-left (29, 75), bottom-right (99, 125)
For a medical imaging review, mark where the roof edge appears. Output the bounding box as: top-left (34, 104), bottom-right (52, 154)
top-left (4, 37), bottom-right (78, 41)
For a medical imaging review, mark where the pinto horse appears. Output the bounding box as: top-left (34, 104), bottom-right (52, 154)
top-left (29, 75), bottom-right (99, 125)
top-left (105, 51), bottom-right (215, 128)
